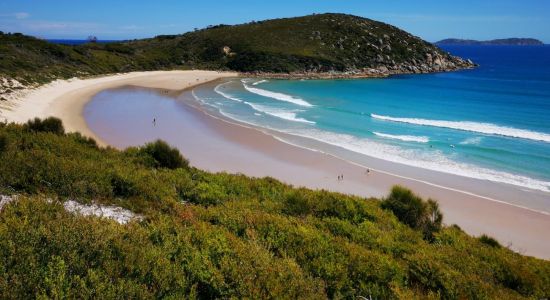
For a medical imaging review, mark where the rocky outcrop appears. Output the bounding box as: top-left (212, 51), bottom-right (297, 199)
top-left (243, 50), bottom-right (476, 79)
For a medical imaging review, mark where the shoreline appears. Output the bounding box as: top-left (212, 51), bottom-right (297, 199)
top-left (0, 70), bottom-right (238, 146)
top-left (2, 71), bottom-right (549, 259)
top-left (241, 65), bottom-right (477, 80)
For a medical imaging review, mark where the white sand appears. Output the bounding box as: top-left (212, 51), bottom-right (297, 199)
top-left (63, 200), bottom-right (142, 224)
top-left (0, 195), bottom-right (141, 224)
top-left (0, 70), bottom-right (238, 145)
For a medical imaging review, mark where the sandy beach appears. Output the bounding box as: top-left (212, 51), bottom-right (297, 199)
top-left (0, 70), bottom-right (238, 145)
top-left (2, 71), bottom-right (549, 259)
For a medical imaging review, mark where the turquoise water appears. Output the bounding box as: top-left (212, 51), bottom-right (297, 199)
top-left (192, 46), bottom-right (550, 193)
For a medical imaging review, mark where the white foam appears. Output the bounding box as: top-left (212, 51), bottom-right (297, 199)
top-left (373, 132), bottom-right (429, 143)
top-left (245, 102), bottom-right (315, 124)
top-left (252, 80), bottom-right (269, 86)
top-left (460, 137), bottom-right (483, 145)
top-left (243, 84), bottom-right (313, 107)
top-left (371, 114), bottom-right (550, 143)
top-left (214, 83), bottom-right (243, 102)
top-left (282, 128), bottom-right (550, 192)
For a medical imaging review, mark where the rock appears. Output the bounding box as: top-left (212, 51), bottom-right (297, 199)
top-left (222, 46), bottom-right (231, 55)
top-left (377, 66), bottom-right (389, 73)
top-left (426, 53), bottom-right (433, 64)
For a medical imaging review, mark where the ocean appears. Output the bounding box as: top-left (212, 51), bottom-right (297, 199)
top-left (191, 45), bottom-right (550, 193)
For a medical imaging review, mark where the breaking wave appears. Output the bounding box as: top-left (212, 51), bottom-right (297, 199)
top-left (252, 80), bottom-right (269, 85)
top-left (283, 128), bottom-right (550, 192)
top-left (214, 83), bottom-right (243, 102)
top-left (373, 132), bottom-right (429, 143)
top-left (371, 114), bottom-right (550, 143)
top-left (245, 102), bottom-right (315, 124)
top-left (243, 84), bottom-right (313, 107)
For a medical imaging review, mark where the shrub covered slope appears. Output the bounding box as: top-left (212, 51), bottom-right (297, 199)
top-left (0, 119), bottom-right (548, 299)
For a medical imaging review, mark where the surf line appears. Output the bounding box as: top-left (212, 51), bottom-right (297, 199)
top-left (188, 87), bottom-right (550, 217)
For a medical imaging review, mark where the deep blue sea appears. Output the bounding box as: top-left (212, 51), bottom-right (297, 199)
top-left (192, 45), bottom-right (550, 193)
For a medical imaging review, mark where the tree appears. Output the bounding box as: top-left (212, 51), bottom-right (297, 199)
top-left (140, 140), bottom-right (189, 169)
top-left (24, 117), bottom-right (65, 135)
top-left (381, 186), bottom-right (443, 240)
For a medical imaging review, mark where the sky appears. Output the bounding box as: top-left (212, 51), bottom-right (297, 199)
top-left (1, 0), bottom-right (549, 43)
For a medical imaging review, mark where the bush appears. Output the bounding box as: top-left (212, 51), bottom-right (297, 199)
top-left (69, 132), bottom-right (97, 148)
top-left (479, 234), bottom-right (501, 248)
top-left (0, 134), bottom-right (7, 152)
top-left (24, 117), bottom-right (65, 135)
top-left (381, 186), bottom-right (443, 240)
top-left (140, 140), bottom-right (188, 169)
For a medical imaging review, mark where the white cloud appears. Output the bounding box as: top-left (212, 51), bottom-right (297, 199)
top-left (23, 20), bottom-right (101, 32)
top-left (14, 12), bottom-right (30, 20)
top-left (0, 12), bottom-right (30, 19)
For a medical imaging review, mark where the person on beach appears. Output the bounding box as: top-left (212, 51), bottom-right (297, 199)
top-left (153, 118), bottom-right (156, 126)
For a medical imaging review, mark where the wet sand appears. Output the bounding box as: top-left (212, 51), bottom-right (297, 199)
top-left (84, 85), bottom-right (550, 260)
top-left (0, 70), bottom-right (238, 145)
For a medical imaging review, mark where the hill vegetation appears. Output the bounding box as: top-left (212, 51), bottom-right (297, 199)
top-left (0, 118), bottom-right (549, 299)
top-left (0, 13), bottom-right (473, 91)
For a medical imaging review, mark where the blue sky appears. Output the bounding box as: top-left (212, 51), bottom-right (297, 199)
top-left (1, 0), bottom-right (549, 42)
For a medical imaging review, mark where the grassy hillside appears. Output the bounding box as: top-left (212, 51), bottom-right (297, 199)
top-left (0, 119), bottom-right (548, 299)
top-left (0, 13), bottom-right (473, 88)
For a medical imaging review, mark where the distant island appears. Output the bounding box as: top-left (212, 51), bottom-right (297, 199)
top-left (436, 38), bottom-right (544, 46)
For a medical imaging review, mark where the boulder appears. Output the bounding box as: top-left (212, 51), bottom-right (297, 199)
top-left (377, 66), bottom-right (389, 73)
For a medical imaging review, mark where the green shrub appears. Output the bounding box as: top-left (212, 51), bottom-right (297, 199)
top-left (381, 186), bottom-right (443, 240)
top-left (110, 174), bottom-right (135, 197)
top-left (68, 132), bottom-right (97, 148)
top-left (24, 117), bottom-right (65, 135)
top-left (479, 234), bottom-right (501, 248)
top-left (0, 134), bottom-right (7, 152)
top-left (140, 140), bottom-right (188, 169)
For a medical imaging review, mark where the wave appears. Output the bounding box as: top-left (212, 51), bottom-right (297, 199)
top-left (373, 132), bottom-right (429, 143)
top-left (371, 114), bottom-right (550, 143)
top-left (197, 95), bottom-right (550, 192)
top-left (460, 137), bottom-right (483, 145)
top-left (245, 102), bottom-right (315, 124)
top-left (282, 128), bottom-right (550, 192)
top-left (252, 80), bottom-right (269, 86)
top-left (243, 84), bottom-right (313, 107)
top-left (214, 83), bottom-right (243, 102)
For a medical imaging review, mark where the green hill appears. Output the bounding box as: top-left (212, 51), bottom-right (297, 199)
top-left (0, 13), bottom-right (473, 88)
top-left (0, 119), bottom-right (548, 299)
